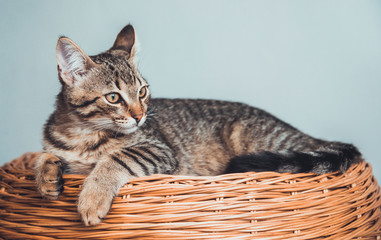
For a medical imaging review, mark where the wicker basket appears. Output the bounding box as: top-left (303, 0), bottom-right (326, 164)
top-left (0, 153), bottom-right (380, 240)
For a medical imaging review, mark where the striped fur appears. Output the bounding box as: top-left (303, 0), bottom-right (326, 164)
top-left (35, 24), bottom-right (362, 226)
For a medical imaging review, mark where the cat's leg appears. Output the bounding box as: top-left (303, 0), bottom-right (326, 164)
top-left (35, 152), bottom-right (65, 200)
top-left (78, 147), bottom-right (174, 226)
top-left (77, 158), bottom-right (128, 226)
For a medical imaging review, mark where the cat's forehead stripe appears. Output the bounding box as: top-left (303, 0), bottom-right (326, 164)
top-left (89, 51), bottom-right (146, 87)
top-left (115, 78), bottom-right (121, 90)
top-left (134, 75), bottom-right (142, 85)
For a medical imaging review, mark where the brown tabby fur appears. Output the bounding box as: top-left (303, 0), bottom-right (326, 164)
top-left (35, 24), bottom-right (362, 226)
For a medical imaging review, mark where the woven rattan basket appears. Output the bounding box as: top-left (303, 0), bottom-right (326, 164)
top-left (0, 153), bottom-right (380, 239)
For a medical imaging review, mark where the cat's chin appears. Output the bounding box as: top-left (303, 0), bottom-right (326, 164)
top-left (120, 126), bottom-right (139, 134)
top-left (105, 126), bottom-right (139, 136)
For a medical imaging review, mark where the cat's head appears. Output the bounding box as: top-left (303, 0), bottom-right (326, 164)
top-left (56, 25), bottom-right (150, 134)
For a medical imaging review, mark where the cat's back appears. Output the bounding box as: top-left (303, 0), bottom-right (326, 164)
top-left (149, 98), bottom-right (257, 122)
top-left (145, 98), bottom-right (296, 140)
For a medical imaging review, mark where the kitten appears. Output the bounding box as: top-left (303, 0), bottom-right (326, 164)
top-left (35, 24), bottom-right (362, 226)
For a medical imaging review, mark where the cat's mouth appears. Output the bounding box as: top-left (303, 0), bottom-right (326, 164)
top-left (114, 116), bottom-right (146, 133)
top-left (87, 116), bottom-right (146, 134)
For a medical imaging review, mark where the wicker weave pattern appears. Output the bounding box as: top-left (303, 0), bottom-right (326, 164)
top-left (0, 153), bottom-right (380, 240)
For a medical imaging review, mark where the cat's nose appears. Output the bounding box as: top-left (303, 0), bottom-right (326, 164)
top-left (132, 113), bottom-right (143, 124)
top-left (129, 105), bottom-right (144, 124)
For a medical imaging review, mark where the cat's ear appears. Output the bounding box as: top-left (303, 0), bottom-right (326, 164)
top-left (110, 24), bottom-right (137, 59)
top-left (56, 37), bottom-right (96, 87)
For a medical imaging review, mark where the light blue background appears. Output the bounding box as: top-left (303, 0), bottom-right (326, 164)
top-left (0, 0), bottom-right (380, 180)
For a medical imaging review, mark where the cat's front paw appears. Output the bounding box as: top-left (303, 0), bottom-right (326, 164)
top-left (35, 153), bottom-right (64, 200)
top-left (77, 182), bottom-right (114, 226)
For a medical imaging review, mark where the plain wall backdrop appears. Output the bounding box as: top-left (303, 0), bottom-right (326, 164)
top-left (0, 0), bottom-right (380, 180)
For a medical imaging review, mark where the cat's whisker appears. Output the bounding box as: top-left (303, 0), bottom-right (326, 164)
top-left (147, 107), bottom-right (157, 115)
top-left (90, 124), bottom-right (114, 131)
top-left (114, 126), bottom-right (122, 138)
top-left (82, 119), bottom-right (116, 132)
top-left (146, 114), bottom-right (156, 119)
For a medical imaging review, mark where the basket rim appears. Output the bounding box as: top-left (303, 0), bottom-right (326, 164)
top-left (0, 151), bottom-right (373, 184)
top-left (1, 152), bottom-right (381, 240)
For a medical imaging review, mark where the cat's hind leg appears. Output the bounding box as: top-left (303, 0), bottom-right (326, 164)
top-left (35, 152), bottom-right (65, 200)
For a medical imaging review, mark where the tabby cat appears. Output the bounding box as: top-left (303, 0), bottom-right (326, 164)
top-left (35, 24), bottom-right (362, 226)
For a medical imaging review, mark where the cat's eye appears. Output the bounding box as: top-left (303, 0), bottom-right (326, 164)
top-left (105, 93), bottom-right (120, 104)
top-left (139, 86), bottom-right (148, 99)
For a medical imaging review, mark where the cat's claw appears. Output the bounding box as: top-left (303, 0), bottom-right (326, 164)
top-left (35, 153), bottom-right (64, 200)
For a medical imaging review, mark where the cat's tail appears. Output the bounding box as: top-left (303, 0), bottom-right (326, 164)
top-left (225, 142), bottom-right (362, 175)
